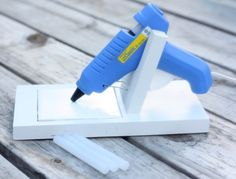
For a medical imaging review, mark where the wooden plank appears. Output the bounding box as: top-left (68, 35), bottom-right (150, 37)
top-left (0, 13), bottom-right (235, 178)
top-left (133, 0), bottom-right (236, 35)
top-left (0, 155), bottom-right (28, 179)
top-left (48, 0), bottom-right (236, 177)
top-left (0, 16), bottom-right (189, 178)
top-left (127, 113), bottom-right (236, 179)
top-left (0, 0), bottom-right (235, 72)
top-left (50, 0), bottom-right (236, 71)
top-left (0, 0), bottom-right (235, 123)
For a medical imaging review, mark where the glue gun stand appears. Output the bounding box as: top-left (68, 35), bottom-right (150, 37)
top-left (13, 30), bottom-right (209, 140)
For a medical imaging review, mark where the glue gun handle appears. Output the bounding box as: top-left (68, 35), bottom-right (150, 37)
top-left (158, 42), bottom-right (212, 93)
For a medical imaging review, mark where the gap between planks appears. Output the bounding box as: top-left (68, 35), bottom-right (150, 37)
top-left (0, 65), bottom-right (189, 178)
top-left (130, 0), bottom-right (236, 36)
top-left (0, 59), bottom-right (234, 178)
top-left (0, 63), bottom-right (225, 179)
top-left (39, 0), bottom-right (236, 73)
top-left (0, 23), bottom-right (189, 179)
top-left (47, 0), bottom-right (236, 74)
top-left (0, 61), bottom-right (37, 84)
top-left (52, 0), bottom-right (236, 37)
top-left (0, 0), bottom-right (235, 121)
top-left (0, 144), bottom-right (46, 179)
top-left (0, 4), bottom-right (234, 178)
top-left (0, 12), bottom-right (94, 58)
top-left (0, 154), bottom-right (29, 179)
top-left (0, 5), bottom-right (235, 123)
top-left (0, 1), bottom-right (235, 71)
top-left (0, 2), bottom-right (235, 123)
top-left (0, 34), bottom-right (193, 179)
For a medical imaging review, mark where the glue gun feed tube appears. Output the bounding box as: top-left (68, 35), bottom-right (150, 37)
top-left (71, 88), bottom-right (84, 102)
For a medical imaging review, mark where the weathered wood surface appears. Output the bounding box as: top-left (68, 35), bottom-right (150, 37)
top-left (0, 0), bottom-right (235, 124)
top-left (0, 0), bottom-right (235, 178)
top-left (0, 0), bottom-right (235, 71)
top-left (128, 114), bottom-right (236, 179)
top-left (0, 155), bottom-right (28, 179)
top-left (50, 0), bottom-right (236, 71)
top-left (0, 15), bottom-right (189, 178)
top-left (134, 0), bottom-right (236, 35)
top-left (0, 8), bottom-right (235, 179)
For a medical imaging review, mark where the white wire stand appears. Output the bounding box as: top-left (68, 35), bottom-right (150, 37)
top-left (13, 30), bottom-right (209, 140)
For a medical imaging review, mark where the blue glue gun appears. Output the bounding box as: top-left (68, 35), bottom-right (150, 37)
top-left (71, 3), bottom-right (212, 102)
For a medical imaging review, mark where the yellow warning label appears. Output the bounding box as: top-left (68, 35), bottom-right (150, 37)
top-left (118, 28), bottom-right (150, 63)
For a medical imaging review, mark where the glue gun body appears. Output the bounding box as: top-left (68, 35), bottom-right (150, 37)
top-left (72, 3), bottom-right (212, 101)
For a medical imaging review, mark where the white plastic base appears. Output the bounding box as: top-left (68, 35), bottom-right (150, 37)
top-left (13, 80), bottom-right (209, 140)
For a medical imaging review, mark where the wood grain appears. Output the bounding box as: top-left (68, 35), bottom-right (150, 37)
top-left (0, 0), bottom-right (235, 71)
top-left (0, 16), bottom-right (189, 179)
top-left (51, 0), bottom-right (236, 71)
top-left (134, 0), bottom-right (236, 35)
top-left (0, 0), bottom-right (235, 178)
top-left (0, 0), bottom-right (235, 123)
top-left (128, 113), bottom-right (236, 179)
top-left (0, 155), bottom-right (28, 179)
top-left (0, 13), bottom-right (235, 178)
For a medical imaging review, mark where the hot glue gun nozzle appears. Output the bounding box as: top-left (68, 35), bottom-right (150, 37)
top-left (70, 88), bottom-right (84, 102)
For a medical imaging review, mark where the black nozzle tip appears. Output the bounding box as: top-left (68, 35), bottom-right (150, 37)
top-left (71, 88), bottom-right (84, 102)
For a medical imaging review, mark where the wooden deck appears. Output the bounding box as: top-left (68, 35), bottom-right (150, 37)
top-left (0, 0), bottom-right (235, 178)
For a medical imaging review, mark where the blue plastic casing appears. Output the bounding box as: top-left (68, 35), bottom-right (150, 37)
top-left (76, 3), bottom-right (212, 95)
